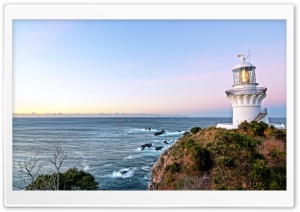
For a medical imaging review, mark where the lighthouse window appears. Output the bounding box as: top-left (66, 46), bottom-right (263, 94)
top-left (247, 67), bottom-right (256, 84)
top-left (233, 71), bottom-right (241, 85)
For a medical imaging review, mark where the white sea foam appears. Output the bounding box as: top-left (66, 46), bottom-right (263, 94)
top-left (142, 172), bottom-right (152, 181)
top-left (124, 154), bottom-right (141, 160)
top-left (141, 166), bottom-right (151, 171)
top-left (83, 164), bottom-right (90, 171)
top-left (73, 151), bottom-right (84, 157)
top-left (128, 128), bottom-right (159, 133)
top-left (137, 147), bottom-right (153, 152)
top-left (159, 131), bottom-right (185, 136)
top-left (110, 168), bottom-right (135, 178)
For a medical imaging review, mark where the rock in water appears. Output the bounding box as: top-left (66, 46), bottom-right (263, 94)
top-left (154, 130), bottom-right (165, 136)
top-left (155, 146), bottom-right (164, 151)
top-left (140, 143), bottom-right (153, 150)
top-left (163, 140), bottom-right (169, 144)
top-left (120, 170), bottom-right (128, 174)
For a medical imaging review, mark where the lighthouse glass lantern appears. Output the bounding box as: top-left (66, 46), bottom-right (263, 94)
top-left (233, 66), bottom-right (257, 85)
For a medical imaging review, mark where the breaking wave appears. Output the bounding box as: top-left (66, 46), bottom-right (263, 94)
top-left (110, 168), bottom-right (135, 179)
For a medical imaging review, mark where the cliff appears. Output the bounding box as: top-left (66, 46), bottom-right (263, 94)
top-left (149, 123), bottom-right (286, 190)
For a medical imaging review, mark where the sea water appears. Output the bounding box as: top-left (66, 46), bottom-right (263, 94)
top-left (12, 117), bottom-right (285, 190)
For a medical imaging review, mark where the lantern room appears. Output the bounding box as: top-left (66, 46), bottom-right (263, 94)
top-left (232, 56), bottom-right (257, 86)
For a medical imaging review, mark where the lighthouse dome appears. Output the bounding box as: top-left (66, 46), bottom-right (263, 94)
top-left (233, 62), bottom-right (256, 70)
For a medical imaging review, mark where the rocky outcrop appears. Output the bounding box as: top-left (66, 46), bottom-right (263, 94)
top-left (155, 146), bottom-right (164, 151)
top-left (154, 130), bottom-right (165, 136)
top-left (149, 144), bottom-right (178, 190)
top-left (140, 143), bottom-right (153, 150)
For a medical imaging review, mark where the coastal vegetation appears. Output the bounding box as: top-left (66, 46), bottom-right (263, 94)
top-left (27, 167), bottom-right (98, 190)
top-left (14, 145), bottom-right (98, 190)
top-left (150, 121), bottom-right (286, 190)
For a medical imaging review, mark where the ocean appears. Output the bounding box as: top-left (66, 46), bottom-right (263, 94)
top-left (12, 117), bottom-right (286, 190)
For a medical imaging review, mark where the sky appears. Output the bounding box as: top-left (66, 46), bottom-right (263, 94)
top-left (12, 20), bottom-right (286, 117)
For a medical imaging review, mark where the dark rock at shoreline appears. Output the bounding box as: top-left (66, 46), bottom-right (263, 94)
top-left (145, 128), bottom-right (151, 131)
top-left (154, 130), bottom-right (165, 136)
top-left (148, 181), bottom-right (158, 190)
top-left (163, 140), bottom-right (169, 144)
top-left (140, 143), bottom-right (153, 150)
top-left (155, 146), bottom-right (164, 151)
top-left (120, 170), bottom-right (128, 174)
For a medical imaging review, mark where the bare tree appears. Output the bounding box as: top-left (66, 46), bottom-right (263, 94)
top-left (13, 153), bottom-right (42, 190)
top-left (49, 144), bottom-right (68, 190)
top-left (14, 144), bottom-right (68, 190)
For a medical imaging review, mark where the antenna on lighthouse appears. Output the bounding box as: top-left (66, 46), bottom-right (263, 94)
top-left (248, 49), bottom-right (250, 62)
top-left (245, 49), bottom-right (251, 62)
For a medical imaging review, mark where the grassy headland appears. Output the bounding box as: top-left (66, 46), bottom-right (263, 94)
top-left (149, 121), bottom-right (286, 190)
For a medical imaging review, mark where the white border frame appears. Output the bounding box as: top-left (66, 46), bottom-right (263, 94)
top-left (3, 4), bottom-right (294, 207)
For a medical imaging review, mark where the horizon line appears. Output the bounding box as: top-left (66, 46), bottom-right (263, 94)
top-left (12, 115), bottom-right (287, 119)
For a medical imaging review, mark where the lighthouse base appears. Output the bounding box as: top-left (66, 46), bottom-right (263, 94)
top-left (216, 123), bottom-right (285, 130)
top-left (216, 123), bottom-right (238, 129)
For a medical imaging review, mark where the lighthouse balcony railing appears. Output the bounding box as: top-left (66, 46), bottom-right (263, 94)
top-left (225, 87), bottom-right (267, 96)
top-left (246, 108), bottom-right (268, 122)
top-left (261, 108), bottom-right (267, 114)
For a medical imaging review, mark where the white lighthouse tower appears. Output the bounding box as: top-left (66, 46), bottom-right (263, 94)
top-left (217, 55), bottom-right (268, 129)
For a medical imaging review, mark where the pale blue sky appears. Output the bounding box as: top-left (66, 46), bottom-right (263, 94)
top-left (13, 20), bottom-right (286, 117)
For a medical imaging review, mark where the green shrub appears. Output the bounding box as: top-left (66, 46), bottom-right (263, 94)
top-left (238, 121), bottom-right (268, 137)
top-left (183, 132), bottom-right (190, 136)
top-left (269, 149), bottom-right (285, 160)
top-left (165, 174), bottom-right (174, 186)
top-left (239, 121), bottom-right (251, 132)
top-left (190, 127), bottom-right (202, 134)
top-left (269, 166), bottom-right (286, 190)
top-left (174, 179), bottom-right (184, 190)
top-left (218, 156), bottom-right (235, 167)
top-left (189, 146), bottom-right (213, 172)
top-left (27, 167), bottom-right (99, 190)
top-left (250, 121), bottom-right (268, 136)
top-left (214, 131), bottom-right (262, 152)
top-left (165, 162), bottom-right (181, 174)
top-left (264, 127), bottom-right (286, 140)
top-left (181, 138), bottom-right (196, 149)
top-left (250, 160), bottom-right (271, 190)
top-left (170, 162), bottom-right (180, 173)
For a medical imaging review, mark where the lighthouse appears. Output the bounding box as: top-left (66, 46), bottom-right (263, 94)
top-left (217, 55), bottom-right (268, 129)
